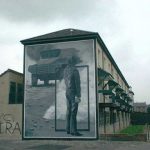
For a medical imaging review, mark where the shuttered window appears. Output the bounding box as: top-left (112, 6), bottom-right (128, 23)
top-left (9, 82), bottom-right (23, 104)
top-left (17, 83), bottom-right (23, 104)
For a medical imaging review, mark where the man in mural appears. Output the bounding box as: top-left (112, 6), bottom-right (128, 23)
top-left (63, 56), bottom-right (82, 136)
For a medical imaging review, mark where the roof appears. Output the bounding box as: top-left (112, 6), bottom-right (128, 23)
top-left (134, 102), bottom-right (147, 107)
top-left (21, 28), bottom-right (97, 44)
top-left (20, 28), bottom-right (130, 88)
top-left (0, 69), bottom-right (23, 77)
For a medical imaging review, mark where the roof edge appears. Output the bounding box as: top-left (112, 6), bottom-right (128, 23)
top-left (20, 28), bottom-right (98, 45)
top-left (20, 33), bottom-right (98, 45)
top-left (0, 69), bottom-right (23, 77)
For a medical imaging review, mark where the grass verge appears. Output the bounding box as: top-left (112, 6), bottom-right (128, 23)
top-left (119, 125), bottom-right (145, 136)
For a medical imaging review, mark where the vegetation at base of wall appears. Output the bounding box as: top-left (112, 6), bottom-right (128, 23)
top-left (131, 112), bottom-right (150, 125)
top-left (119, 125), bottom-right (145, 136)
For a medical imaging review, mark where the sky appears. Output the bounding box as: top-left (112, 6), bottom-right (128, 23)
top-left (0, 0), bottom-right (150, 103)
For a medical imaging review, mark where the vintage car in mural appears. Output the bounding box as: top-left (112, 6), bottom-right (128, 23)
top-left (28, 48), bottom-right (80, 86)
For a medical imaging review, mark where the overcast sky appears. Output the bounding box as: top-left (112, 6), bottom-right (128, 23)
top-left (0, 0), bottom-right (150, 103)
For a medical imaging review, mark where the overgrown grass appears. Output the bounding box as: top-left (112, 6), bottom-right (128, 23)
top-left (119, 125), bottom-right (145, 136)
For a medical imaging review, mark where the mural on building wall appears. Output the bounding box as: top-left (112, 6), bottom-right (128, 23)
top-left (24, 39), bottom-right (97, 139)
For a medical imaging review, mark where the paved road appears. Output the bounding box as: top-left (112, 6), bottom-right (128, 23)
top-left (0, 139), bottom-right (150, 150)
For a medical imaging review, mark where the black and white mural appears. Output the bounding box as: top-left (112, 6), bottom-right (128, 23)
top-left (24, 39), bottom-right (97, 139)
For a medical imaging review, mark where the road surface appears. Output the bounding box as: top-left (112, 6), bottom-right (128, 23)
top-left (0, 139), bottom-right (150, 150)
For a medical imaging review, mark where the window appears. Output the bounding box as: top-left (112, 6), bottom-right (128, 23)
top-left (108, 63), bottom-right (111, 72)
top-left (9, 82), bottom-right (16, 104)
top-left (103, 56), bottom-right (106, 70)
top-left (97, 49), bottom-right (101, 67)
top-left (117, 74), bottom-right (119, 83)
top-left (9, 82), bottom-right (23, 104)
top-left (17, 83), bottom-right (24, 104)
top-left (111, 66), bottom-right (114, 77)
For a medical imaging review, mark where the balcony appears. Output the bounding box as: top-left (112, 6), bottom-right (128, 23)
top-left (99, 91), bottom-right (120, 109)
top-left (98, 68), bottom-right (113, 82)
top-left (126, 95), bottom-right (133, 102)
top-left (116, 87), bottom-right (124, 93)
top-left (98, 89), bottom-right (115, 96)
top-left (97, 68), bottom-right (133, 112)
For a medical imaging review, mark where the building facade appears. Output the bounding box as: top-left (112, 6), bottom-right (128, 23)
top-left (0, 29), bottom-right (134, 138)
top-left (134, 102), bottom-right (147, 113)
top-left (0, 69), bottom-right (23, 139)
top-left (96, 41), bottom-right (134, 134)
top-left (21, 28), bottom-right (134, 139)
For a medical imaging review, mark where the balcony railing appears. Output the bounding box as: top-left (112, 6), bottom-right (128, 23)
top-left (98, 89), bottom-right (115, 96)
top-left (98, 68), bottom-right (134, 112)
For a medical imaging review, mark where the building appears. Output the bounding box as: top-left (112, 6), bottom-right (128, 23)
top-left (134, 102), bottom-right (147, 113)
top-left (0, 29), bottom-right (134, 138)
top-left (21, 28), bottom-right (134, 139)
top-left (0, 69), bottom-right (23, 139)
